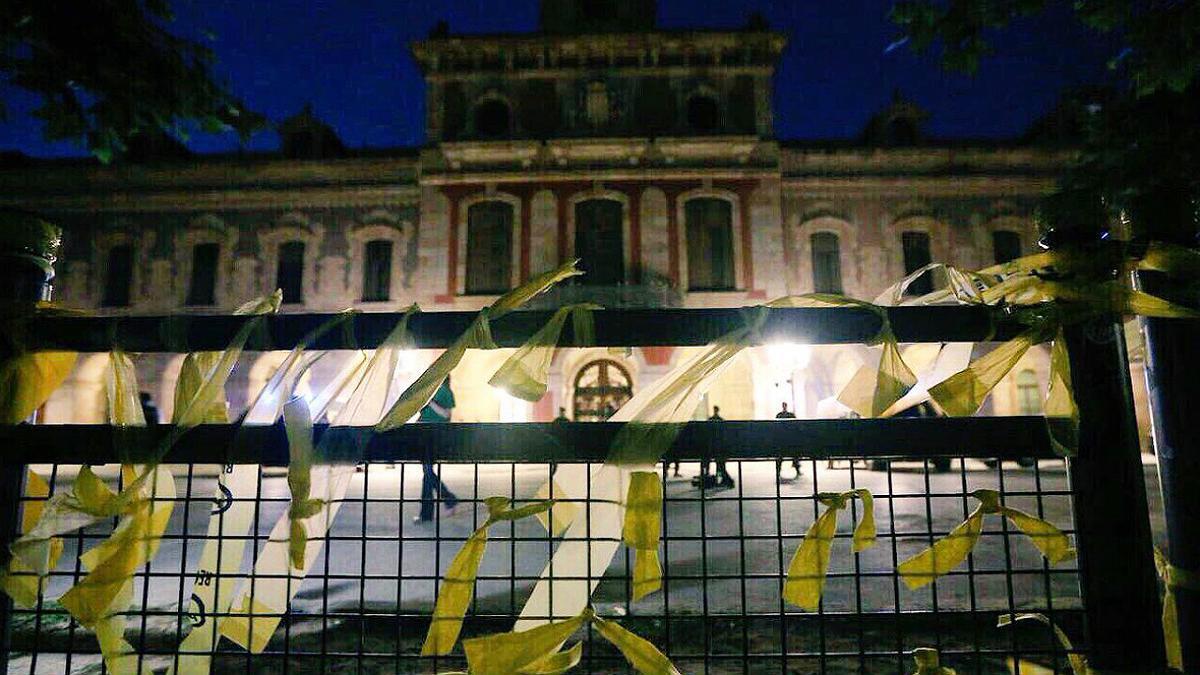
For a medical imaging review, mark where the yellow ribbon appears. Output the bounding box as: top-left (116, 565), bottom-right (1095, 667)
top-left (0, 350), bottom-right (76, 423)
top-left (1155, 547), bottom-right (1200, 672)
top-left (997, 612), bottom-right (1089, 675)
top-left (623, 471), bottom-right (663, 601)
top-left (490, 302), bottom-right (599, 402)
top-left (378, 260), bottom-right (582, 430)
top-left (910, 647), bottom-right (957, 674)
top-left (784, 489), bottom-right (875, 611)
top-left (0, 470), bottom-right (63, 608)
top-left (898, 489), bottom-right (1074, 589)
top-left (460, 606), bottom-right (681, 675)
top-left (421, 496), bottom-right (556, 656)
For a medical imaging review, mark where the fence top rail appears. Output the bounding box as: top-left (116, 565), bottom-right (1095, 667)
top-left (0, 417), bottom-right (1055, 465)
top-left (21, 305), bottom-right (1023, 352)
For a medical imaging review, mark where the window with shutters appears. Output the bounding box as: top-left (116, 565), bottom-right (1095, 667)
top-left (361, 239), bottom-right (393, 302)
top-left (185, 243), bottom-right (219, 306)
top-left (901, 231), bottom-right (933, 296)
top-left (993, 230), bottom-right (1022, 265)
top-left (276, 241), bottom-right (306, 304)
top-left (685, 198), bottom-right (734, 291)
top-left (101, 244), bottom-right (134, 308)
top-left (466, 201), bottom-right (513, 294)
top-left (810, 232), bottom-right (843, 294)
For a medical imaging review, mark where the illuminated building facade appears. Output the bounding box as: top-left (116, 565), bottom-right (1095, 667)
top-left (1, 0), bottom-right (1110, 442)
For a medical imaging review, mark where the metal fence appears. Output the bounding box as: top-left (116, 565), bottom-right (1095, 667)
top-left (0, 306), bottom-right (1164, 673)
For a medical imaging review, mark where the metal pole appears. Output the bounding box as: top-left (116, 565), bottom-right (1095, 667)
top-left (1132, 186), bottom-right (1200, 671)
top-left (1065, 317), bottom-right (1166, 672)
top-left (0, 209), bottom-right (61, 668)
top-left (1038, 193), bottom-right (1166, 671)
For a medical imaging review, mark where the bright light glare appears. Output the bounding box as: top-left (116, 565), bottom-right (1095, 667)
top-left (766, 342), bottom-right (812, 370)
top-left (493, 387), bottom-right (529, 423)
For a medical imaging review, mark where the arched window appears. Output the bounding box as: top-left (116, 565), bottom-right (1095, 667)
top-left (276, 241), bottom-right (306, 304)
top-left (687, 95), bottom-right (720, 133)
top-left (810, 232), bottom-right (843, 294)
top-left (685, 198), bottom-right (734, 291)
top-left (572, 359), bottom-right (633, 421)
top-left (361, 239), bottom-right (393, 302)
top-left (101, 244), bottom-right (134, 308)
top-left (992, 230), bottom-right (1022, 265)
top-left (474, 99), bottom-right (511, 138)
top-left (1016, 369), bottom-right (1041, 415)
top-left (575, 199), bottom-right (624, 285)
top-left (186, 242), bottom-right (220, 306)
top-left (901, 231), bottom-right (933, 296)
top-left (466, 201), bottom-right (513, 294)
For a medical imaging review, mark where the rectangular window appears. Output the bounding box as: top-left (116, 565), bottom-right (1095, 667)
top-left (685, 198), bottom-right (735, 291)
top-left (810, 232), bottom-right (843, 294)
top-left (901, 231), bottom-right (933, 296)
top-left (101, 244), bottom-right (133, 308)
top-left (992, 230), bottom-right (1022, 265)
top-left (361, 239), bottom-right (393, 302)
top-left (466, 202), bottom-right (513, 294)
top-left (276, 241), bottom-right (305, 304)
top-left (186, 243), bottom-right (219, 306)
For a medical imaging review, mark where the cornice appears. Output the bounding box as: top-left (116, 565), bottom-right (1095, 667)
top-left (0, 184), bottom-right (422, 213)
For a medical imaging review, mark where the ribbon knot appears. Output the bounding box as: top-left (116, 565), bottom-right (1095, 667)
top-left (784, 489), bottom-right (876, 611)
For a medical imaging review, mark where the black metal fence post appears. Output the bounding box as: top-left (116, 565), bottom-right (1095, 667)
top-left (1132, 185), bottom-right (1200, 671)
top-left (1065, 317), bottom-right (1166, 672)
top-left (0, 209), bottom-right (62, 669)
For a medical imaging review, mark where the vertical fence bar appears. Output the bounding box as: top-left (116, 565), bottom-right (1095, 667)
top-left (0, 209), bottom-right (63, 670)
top-left (1065, 317), bottom-right (1166, 671)
top-left (1133, 185), bottom-right (1200, 671)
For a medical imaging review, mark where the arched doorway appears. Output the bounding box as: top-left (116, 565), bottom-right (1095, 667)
top-left (572, 359), bottom-right (633, 421)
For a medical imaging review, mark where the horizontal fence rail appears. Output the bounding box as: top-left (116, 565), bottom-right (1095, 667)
top-left (0, 418), bottom-right (1056, 466)
top-left (20, 305), bottom-right (1026, 352)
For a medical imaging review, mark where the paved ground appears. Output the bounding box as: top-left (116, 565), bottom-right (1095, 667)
top-left (12, 458), bottom-right (1166, 674)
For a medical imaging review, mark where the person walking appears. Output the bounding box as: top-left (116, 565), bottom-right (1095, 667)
top-left (415, 375), bottom-right (459, 523)
top-left (775, 401), bottom-right (801, 480)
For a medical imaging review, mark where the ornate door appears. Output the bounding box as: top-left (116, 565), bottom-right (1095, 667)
top-left (572, 359), bottom-right (633, 421)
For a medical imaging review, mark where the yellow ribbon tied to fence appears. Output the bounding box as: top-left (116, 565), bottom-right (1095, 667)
top-left (422, 496), bottom-right (556, 656)
top-left (623, 471), bottom-right (664, 601)
top-left (489, 302), bottom-right (599, 402)
top-left (997, 612), bottom-right (1089, 675)
top-left (378, 260), bottom-right (583, 431)
top-left (898, 489), bottom-right (1074, 589)
top-left (1155, 547), bottom-right (1200, 672)
top-left (0, 349), bottom-right (76, 423)
top-left (784, 489), bottom-right (875, 611)
top-left (910, 647), bottom-right (956, 674)
top-left (0, 470), bottom-right (62, 608)
top-left (459, 606), bottom-right (680, 675)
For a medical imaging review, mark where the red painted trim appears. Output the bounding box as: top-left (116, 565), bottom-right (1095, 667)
top-left (666, 194), bottom-right (680, 287)
top-left (443, 188), bottom-right (461, 297)
top-left (439, 185), bottom-right (478, 297)
top-left (550, 182), bottom-right (591, 265)
top-left (738, 184), bottom-right (756, 291)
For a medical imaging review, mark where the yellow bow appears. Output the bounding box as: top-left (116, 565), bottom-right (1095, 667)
top-left (899, 489), bottom-right (1074, 589)
top-left (784, 489), bottom-right (875, 611)
top-left (422, 497), bottom-right (557, 656)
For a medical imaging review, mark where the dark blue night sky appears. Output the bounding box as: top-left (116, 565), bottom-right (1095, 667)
top-left (0, 0), bottom-right (1121, 157)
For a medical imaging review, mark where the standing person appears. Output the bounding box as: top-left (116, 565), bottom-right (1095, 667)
top-left (704, 406), bottom-right (734, 489)
top-left (139, 392), bottom-right (159, 425)
top-left (553, 407), bottom-right (570, 423)
top-left (415, 375), bottom-right (459, 523)
top-left (775, 401), bottom-right (801, 480)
